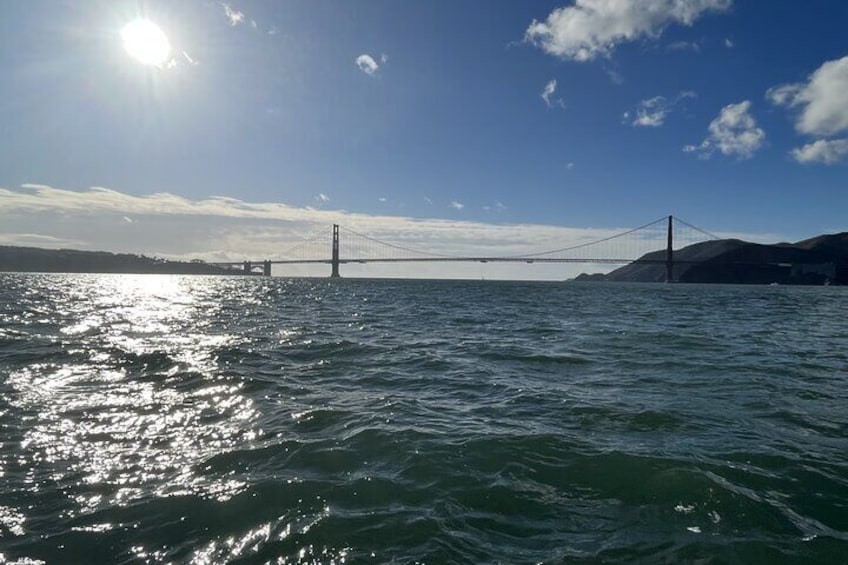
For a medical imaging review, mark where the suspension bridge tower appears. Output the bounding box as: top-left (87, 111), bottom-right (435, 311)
top-left (666, 215), bottom-right (674, 283)
top-left (331, 224), bottom-right (341, 278)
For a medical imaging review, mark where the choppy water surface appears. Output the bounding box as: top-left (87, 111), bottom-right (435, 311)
top-left (1, 274), bottom-right (846, 564)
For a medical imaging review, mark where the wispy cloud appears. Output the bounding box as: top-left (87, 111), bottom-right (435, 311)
top-left (222, 3), bottom-right (245, 26)
top-left (356, 54), bottom-right (381, 76)
top-left (666, 40), bottom-right (701, 52)
top-left (315, 193), bottom-right (330, 204)
top-left (605, 66), bottom-right (625, 85)
top-left (724, 37), bottom-right (734, 48)
top-left (525, 0), bottom-right (732, 62)
top-left (0, 233), bottom-right (83, 248)
top-left (541, 79), bottom-right (565, 108)
top-left (450, 201), bottom-right (465, 211)
top-left (627, 91), bottom-right (696, 127)
top-left (684, 101), bottom-right (765, 159)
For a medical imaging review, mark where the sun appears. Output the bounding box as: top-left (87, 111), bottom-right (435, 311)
top-left (121, 19), bottom-right (172, 67)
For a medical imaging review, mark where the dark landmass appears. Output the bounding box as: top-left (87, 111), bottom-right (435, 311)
top-left (575, 232), bottom-right (848, 285)
top-left (0, 245), bottom-right (241, 275)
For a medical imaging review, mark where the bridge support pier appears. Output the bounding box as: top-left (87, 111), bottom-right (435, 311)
top-left (263, 260), bottom-right (271, 277)
top-left (665, 215), bottom-right (674, 283)
top-left (331, 224), bottom-right (341, 278)
top-left (243, 260), bottom-right (252, 274)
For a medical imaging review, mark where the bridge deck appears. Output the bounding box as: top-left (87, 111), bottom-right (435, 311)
top-left (210, 257), bottom-right (673, 267)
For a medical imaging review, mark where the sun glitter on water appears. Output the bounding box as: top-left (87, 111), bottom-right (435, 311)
top-left (121, 19), bottom-right (172, 67)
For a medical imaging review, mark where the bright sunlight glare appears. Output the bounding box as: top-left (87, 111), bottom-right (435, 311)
top-left (121, 19), bottom-right (171, 67)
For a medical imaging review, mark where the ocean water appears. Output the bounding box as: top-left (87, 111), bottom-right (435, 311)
top-left (1, 273), bottom-right (846, 564)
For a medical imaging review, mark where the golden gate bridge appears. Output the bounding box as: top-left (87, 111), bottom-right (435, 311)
top-left (210, 216), bottom-right (720, 281)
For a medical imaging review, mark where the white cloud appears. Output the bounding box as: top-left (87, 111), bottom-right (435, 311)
top-left (724, 37), bottom-right (734, 48)
top-left (791, 139), bottom-right (848, 165)
top-left (566, 162), bottom-right (575, 169)
top-left (525, 0), bottom-right (732, 62)
top-left (123, 216), bottom-right (134, 223)
top-left (767, 55), bottom-right (848, 137)
top-left (541, 79), bottom-right (565, 108)
top-left (380, 53), bottom-right (389, 64)
top-left (222, 3), bottom-right (245, 26)
top-left (632, 96), bottom-right (669, 127)
top-left (629, 91), bottom-right (696, 127)
top-left (0, 185), bottom-right (499, 239)
top-left (450, 201), bottom-right (465, 210)
top-left (766, 84), bottom-right (799, 107)
top-left (356, 54), bottom-right (380, 76)
top-left (378, 197), bottom-right (387, 202)
top-left (684, 101), bottom-right (765, 159)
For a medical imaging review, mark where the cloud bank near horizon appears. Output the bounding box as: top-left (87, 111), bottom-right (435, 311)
top-left (0, 183), bottom-right (786, 279)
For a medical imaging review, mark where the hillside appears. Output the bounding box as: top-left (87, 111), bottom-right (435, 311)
top-left (575, 232), bottom-right (848, 285)
top-left (0, 246), bottom-right (239, 276)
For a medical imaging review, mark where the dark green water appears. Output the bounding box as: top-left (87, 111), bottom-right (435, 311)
top-left (1, 274), bottom-right (846, 564)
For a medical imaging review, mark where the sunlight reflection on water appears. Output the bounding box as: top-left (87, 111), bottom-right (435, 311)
top-left (6, 276), bottom-right (260, 530)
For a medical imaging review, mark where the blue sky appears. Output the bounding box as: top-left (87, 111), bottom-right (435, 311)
top-left (1, 0), bottom-right (846, 278)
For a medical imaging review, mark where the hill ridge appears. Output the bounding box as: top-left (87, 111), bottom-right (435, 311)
top-left (576, 232), bottom-right (848, 285)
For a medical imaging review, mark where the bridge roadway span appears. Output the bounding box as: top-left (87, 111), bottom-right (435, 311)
top-left (210, 257), bottom-right (683, 277)
top-left (214, 257), bottom-right (669, 266)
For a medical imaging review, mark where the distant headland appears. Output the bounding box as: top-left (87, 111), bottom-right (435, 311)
top-left (0, 246), bottom-right (245, 276)
top-left (576, 231), bottom-right (848, 285)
